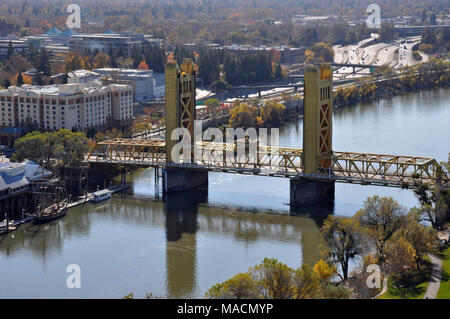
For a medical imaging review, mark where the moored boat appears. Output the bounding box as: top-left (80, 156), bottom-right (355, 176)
top-left (34, 201), bottom-right (68, 224)
top-left (0, 225), bottom-right (17, 235)
top-left (91, 189), bottom-right (112, 203)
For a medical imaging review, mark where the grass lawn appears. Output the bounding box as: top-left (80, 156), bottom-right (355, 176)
top-left (378, 261), bottom-right (432, 299)
top-left (436, 246), bottom-right (450, 299)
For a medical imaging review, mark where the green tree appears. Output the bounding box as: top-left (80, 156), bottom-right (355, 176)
top-left (17, 72), bottom-right (24, 86)
top-left (274, 63), bottom-right (282, 79)
top-left (379, 23), bottom-right (395, 42)
top-left (7, 41), bottom-right (13, 59)
top-left (37, 48), bottom-right (51, 76)
top-left (203, 98), bottom-right (221, 118)
top-left (11, 130), bottom-right (90, 169)
top-left (412, 155), bottom-right (449, 230)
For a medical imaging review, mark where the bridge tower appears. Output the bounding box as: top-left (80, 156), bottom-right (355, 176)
top-left (290, 64), bottom-right (335, 207)
top-left (163, 58), bottom-right (208, 192)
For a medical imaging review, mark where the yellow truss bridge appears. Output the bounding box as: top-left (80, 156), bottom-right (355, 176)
top-left (86, 138), bottom-right (448, 190)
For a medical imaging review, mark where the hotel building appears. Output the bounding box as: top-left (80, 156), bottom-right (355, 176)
top-left (0, 82), bottom-right (133, 132)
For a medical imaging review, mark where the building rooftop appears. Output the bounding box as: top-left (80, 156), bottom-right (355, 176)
top-left (45, 27), bottom-right (63, 36)
top-left (0, 161), bottom-right (52, 192)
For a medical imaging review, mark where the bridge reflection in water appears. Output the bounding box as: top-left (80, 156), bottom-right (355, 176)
top-left (163, 186), bottom-right (331, 298)
top-left (0, 176), bottom-right (332, 298)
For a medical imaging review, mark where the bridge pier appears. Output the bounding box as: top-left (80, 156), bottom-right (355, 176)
top-left (290, 177), bottom-right (335, 206)
top-left (162, 168), bottom-right (208, 193)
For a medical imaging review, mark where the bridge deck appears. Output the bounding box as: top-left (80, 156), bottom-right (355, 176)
top-left (86, 138), bottom-right (448, 190)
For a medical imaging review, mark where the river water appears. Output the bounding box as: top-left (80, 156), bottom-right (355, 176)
top-left (0, 88), bottom-right (449, 298)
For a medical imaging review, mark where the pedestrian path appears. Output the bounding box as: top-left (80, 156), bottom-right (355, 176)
top-left (423, 254), bottom-right (442, 299)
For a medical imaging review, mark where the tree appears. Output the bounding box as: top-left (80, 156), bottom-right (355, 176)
top-left (249, 258), bottom-right (295, 299)
top-left (32, 73), bottom-right (44, 86)
top-left (385, 237), bottom-right (417, 286)
top-left (16, 73), bottom-right (24, 86)
top-left (138, 60), bottom-right (149, 70)
top-left (321, 215), bottom-right (367, 281)
top-left (205, 273), bottom-right (259, 299)
top-left (412, 155), bottom-right (449, 230)
top-left (11, 130), bottom-right (90, 170)
top-left (292, 264), bottom-right (321, 299)
top-left (11, 131), bottom-right (50, 167)
top-left (229, 103), bottom-right (257, 128)
top-left (345, 30), bottom-right (358, 44)
top-left (37, 48), bottom-right (51, 76)
top-left (379, 23), bottom-right (395, 42)
top-left (93, 53), bottom-right (111, 69)
top-left (260, 101), bottom-right (286, 127)
top-left (311, 42), bottom-right (334, 62)
top-left (64, 52), bottom-right (86, 73)
top-left (204, 98), bottom-right (221, 118)
top-left (395, 210), bottom-right (437, 271)
top-left (274, 63), bottom-right (282, 79)
top-left (312, 259), bottom-right (337, 283)
top-left (356, 196), bottom-right (407, 260)
top-left (7, 41), bottom-right (13, 59)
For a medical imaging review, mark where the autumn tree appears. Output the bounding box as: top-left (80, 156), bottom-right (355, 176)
top-left (260, 101), bottom-right (286, 127)
top-left (64, 52), bottom-right (86, 73)
top-left (229, 103), bottom-right (258, 128)
top-left (356, 196), bottom-right (407, 260)
top-left (138, 60), bottom-right (150, 70)
top-left (292, 264), bottom-right (321, 299)
top-left (395, 209), bottom-right (437, 270)
top-left (311, 42), bottom-right (335, 62)
top-left (321, 215), bottom-right (368, 281)
top-left (93, 52), bottom-right (111, 69)
top-left (205, 273), bottom-right (259, 299)
top-left (385, 237), bottom-right (417, 286)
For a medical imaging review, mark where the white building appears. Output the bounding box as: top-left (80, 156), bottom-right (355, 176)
top-left (94, 68), bottom-right (154, 102)
top-left (0, 82), bottom-right (133, 131)
top-left (68, 68), bottom-right (156, 102)
top-left (67, 70), bottom-right (101, 84)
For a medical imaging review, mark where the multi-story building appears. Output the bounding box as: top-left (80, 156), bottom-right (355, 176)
top-left (0, 82), bottom-right (133, 132)
top-left (68, 68), bottom-right (156, 102)
top-left (207, 44), bottom-right (305, 64)
top-left (0, 37), bottom-right (29, 59)
top-left (93, 68), bottom-right (154, 102)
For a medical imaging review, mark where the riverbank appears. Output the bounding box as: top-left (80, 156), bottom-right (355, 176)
top-left (334, 60), bottom-right (450, 108)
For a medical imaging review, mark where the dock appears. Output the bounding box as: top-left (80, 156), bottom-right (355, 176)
top-left (67, 184), bottom-right (130, 209)
top-left (0, 184), bottom-right (130, 234)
